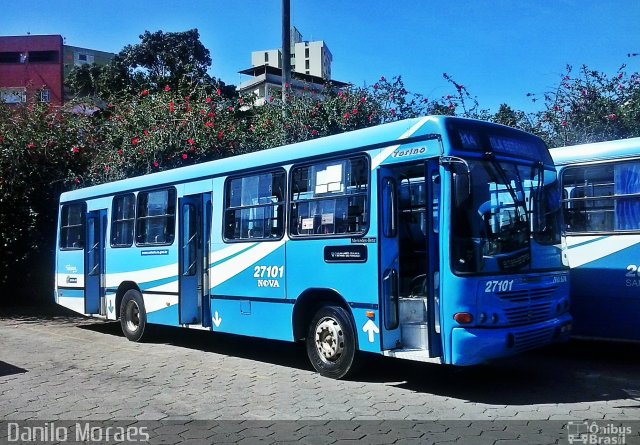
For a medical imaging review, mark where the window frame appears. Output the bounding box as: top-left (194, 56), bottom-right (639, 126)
top-left (0, 52), bottom-right (23, 64)
top-left (27, 50), bottom-right (59, 63)
top-left (39, 89), bottom-right (50, 103)
top-left (0, 87), bottom-right (26, 104)
top-left (222, 168), bottom-right (287, 243)
top-left (59, 203), bottom-right (86, 250)
top-left (560, 159), bottom-right (640, 235)
top-left (382, 177), bottom-right (397, 238)
top-left (134, 187), bottom-right (177, 247)
top-left (181, 202), bottom-right (198, 275)
top-left (110, 193), bottom-right (136, 248)
top-left (288, 154), bottom-right (371, 240)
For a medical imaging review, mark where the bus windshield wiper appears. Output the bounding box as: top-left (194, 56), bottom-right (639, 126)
top-left (483, 153), bottom-right (525, 223)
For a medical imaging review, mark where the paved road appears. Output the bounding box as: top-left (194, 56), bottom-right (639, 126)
top-left (0, 306), bottom-right (639, 444)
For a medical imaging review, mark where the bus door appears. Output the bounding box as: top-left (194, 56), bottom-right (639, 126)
top-left (378, 167), bottom-right (402, 350)
top-left (85, 209), bottom-right (107, 314)
top-left (381, 161), bottom-right (442, 356)
top-left (425, 160), bottom-right (442, 357)
top-left (178, 193), bottom-right (212, 326)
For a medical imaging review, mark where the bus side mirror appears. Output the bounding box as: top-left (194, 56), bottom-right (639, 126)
top-left (453, 171), bottom-right (471, 206)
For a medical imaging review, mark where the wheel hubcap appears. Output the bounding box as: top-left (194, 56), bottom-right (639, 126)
top-left (315, 317), bottom-right (345, 362)
top-left (125, 300), bottom-right (140, 333)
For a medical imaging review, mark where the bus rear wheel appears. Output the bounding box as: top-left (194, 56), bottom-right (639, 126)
top-left (306, 305), bottom-right (359, 379)
top-left (120, 289), bottom-right (147, 342)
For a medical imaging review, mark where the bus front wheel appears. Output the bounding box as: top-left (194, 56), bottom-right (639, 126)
top-left (306, 305), bottom-right (359, 379)
top-left (120, 289), bottom-right (147, 342)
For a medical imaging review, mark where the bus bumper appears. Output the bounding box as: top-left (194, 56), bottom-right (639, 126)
top-left (449, 313), bottom-right (572, 366)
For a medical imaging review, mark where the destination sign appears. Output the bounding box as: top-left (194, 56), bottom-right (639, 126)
top-left (452, 125), bottom-right (550, 163)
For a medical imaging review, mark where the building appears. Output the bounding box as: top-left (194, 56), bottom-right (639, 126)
top-left (0, 34), bottom-right (114, 106)
top-left (237, 65), bottom-right (348, 106)
top-left (0, 35), bottom-right (64, 105)
top-left (63, 45), bottom-right (115, 79)
top-left (239, 27), bottom-right (344, 104)
top-left (249, 26), bottom-right (332, 80)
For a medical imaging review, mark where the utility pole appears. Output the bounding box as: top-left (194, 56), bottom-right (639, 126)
top-left (282, 0), bottom-right (291, 106)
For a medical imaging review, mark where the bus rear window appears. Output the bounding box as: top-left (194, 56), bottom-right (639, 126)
top-left (60, 203), bottom-right (86, 249)
top-left (135, 189), bottom-right (176, 245)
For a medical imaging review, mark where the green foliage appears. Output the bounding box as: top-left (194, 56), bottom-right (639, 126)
top-left (65, 58), bottom-right (132, 98)
top-left (119, 29), bottom-right (212, 90)
top-left (65, 29), bottom-right (231, 100)
top-left (83, 83), bottom-right (250, 184)
top-left (250, 83), bottom-right (384, 148)
top-left (0, 101), bottom-right (96, 300)
top-left (491, 104), bottom-right (538, 135)
top-left (531, 64), bottom-right (640, 147)
top-left (369, 75), bottom-right (431, 121)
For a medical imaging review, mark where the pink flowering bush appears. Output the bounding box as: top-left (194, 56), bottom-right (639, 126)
top-left (84, 82), bottom-right (250, 184)
top-left (0, 100), bottom-right (96, 299)
top-left (529, 64), bottom-right (640, 146)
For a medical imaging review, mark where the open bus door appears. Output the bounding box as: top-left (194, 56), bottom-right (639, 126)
top-left (85, 209), bottom-right (107, 315)
top-left (380, 160), bottom-right (442, 358)
top-left (378, 167), bottom-right (402, 350)
top-left (425, 160), bottom-right (442, 357)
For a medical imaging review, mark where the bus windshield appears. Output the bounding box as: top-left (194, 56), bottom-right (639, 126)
top-left (451, 159), bottom-right (562, 274)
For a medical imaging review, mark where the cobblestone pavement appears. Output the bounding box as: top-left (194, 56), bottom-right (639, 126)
top-left (1, 306), bottom-right (639, 444)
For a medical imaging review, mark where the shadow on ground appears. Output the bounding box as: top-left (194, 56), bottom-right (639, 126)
top-left (78, 316), bottom-right (640, 407)
top-left (0, 361), bottom-right (27, 378)
top-left (3, 306), bottom-right (639, 408)
top-left (0, 304), bottom-right (85, 326)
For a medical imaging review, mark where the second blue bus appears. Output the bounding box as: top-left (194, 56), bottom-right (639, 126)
top-left (551, 137), bottom-right (640, 342)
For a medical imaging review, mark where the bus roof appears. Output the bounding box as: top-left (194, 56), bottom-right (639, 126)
top-left (59, 115), bottom-right (544, 203)
top-left (550, 137), bottom-right (640, 166)
top-left (61, 116), bottom-right (437, 203)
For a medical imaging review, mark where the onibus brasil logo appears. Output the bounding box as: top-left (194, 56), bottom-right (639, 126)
top-left (567, 421), bottom-right (632, 444)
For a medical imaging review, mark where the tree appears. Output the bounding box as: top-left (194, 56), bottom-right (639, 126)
top-left (491, 104), bottom-right (538, 135)
top-left (0, 101), bottom-right (96, 304)
top-left (119, 29), bottom-right (212, 91)
top-left (65, 56), bottom-right (133, 98)
top-left (532, 64), bottom-right (640, 147)
top-left (65, 29), bottom-right (233, 99)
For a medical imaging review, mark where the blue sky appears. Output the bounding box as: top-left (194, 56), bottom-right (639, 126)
top-left (2, 0), bottom-right (639, 112)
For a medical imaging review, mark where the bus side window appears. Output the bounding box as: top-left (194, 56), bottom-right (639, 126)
top-left (613, 161), bottom-right (640, 230)
top-left (60, 203), bottom-right (86, 250)
top-left (289, 156), bottom-right (369, 238)
top-left (562, 165), bottom-right (618, 233)
top-left (567, 187), bottom-right (586, 231)
top-left (111, 194), bottom-right (135, 247)
top-left (223, 170), bottom-right (285, 242)
top-left (135, 188), bottom-right (176, 246)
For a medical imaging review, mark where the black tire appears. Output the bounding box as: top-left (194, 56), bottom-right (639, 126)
top-left (119, 289), bottom-right (147, 342)
top-left (306, 305), bottom-right (359, 379)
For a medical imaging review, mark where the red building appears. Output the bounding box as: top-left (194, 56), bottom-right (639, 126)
top-left (0, 35), bottom-right (64, 106)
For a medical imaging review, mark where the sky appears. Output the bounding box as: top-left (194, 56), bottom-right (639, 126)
top-left (2, 0), bottom-right (639, 113)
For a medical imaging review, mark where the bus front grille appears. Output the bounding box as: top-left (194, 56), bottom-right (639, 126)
top-left (496, 286), bottom-right (557, 303)
top-left (504, 302), bottom-right (554, 325)
top-left (511, 326), bottom-right (555, 352)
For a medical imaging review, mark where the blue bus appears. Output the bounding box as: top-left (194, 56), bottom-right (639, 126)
top-left (55, 116), bottom-right (571, 378)
top-left (551, 137), bottom-right (640, 341)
